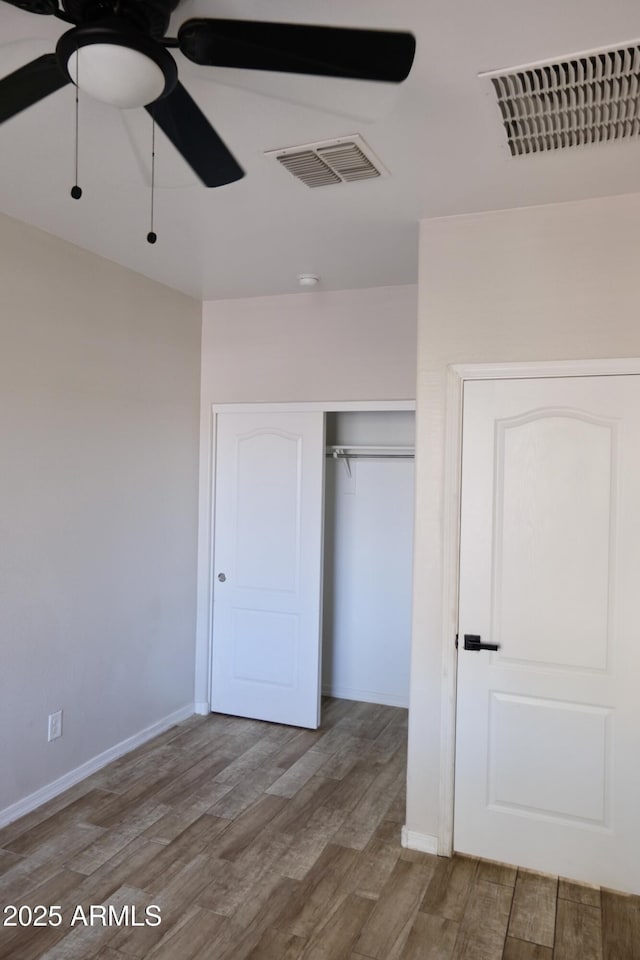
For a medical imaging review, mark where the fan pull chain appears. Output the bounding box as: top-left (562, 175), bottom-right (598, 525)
top-left (70, 49), bottom-right (82, 200)
top-left (147, 112), bottom-right (157, 244)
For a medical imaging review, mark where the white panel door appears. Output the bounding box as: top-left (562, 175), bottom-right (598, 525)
top-left (455, 376), bottom-right (640, 894)
top-left (211, 411), bottom-right (325, 728)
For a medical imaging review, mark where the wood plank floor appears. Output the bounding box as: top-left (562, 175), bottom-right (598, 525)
top-left (0, 699), bottom-right (638, 960)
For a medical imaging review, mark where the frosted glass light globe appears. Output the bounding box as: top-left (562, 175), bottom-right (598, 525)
top-left (67, 45), bottom-right (166, 109)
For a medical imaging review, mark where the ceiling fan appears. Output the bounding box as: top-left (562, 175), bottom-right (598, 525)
top-left (0, 0), bottom-right (416, 187)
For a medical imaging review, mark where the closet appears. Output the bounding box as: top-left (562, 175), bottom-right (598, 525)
top-left (209, 405), bottom-right (414, 728)
top-left (322, 411), bottom-right (415, 708)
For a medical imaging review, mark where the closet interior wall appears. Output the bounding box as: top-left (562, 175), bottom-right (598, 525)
top-left (322, 411), bottom-right (415, 708)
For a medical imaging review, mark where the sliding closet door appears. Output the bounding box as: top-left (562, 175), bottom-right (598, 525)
top-left (210, 410), bottom-right (325, 728)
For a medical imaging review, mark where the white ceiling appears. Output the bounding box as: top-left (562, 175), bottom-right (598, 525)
top-left (2, 0), bottom-right (640, 300)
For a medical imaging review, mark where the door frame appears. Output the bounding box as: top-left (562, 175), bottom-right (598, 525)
top-left (195, 399), bottom-right (416, 716)
top-left (440, 357), bottom-right (640, 857)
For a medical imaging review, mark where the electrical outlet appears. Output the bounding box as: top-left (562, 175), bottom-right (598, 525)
top-left (48, 710), bottom-right (62, 742)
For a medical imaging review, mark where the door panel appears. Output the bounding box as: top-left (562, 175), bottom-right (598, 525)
top-left (495, 412), bottom-right (613, 670)
top-left (211, 411), bottom-right (325, 728)
top-left (455, 376), bottom-right (640, 894)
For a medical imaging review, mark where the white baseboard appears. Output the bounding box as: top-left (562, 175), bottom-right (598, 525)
top-left (0, 703), bottom-right (195, 829)
top-left (322, 684), bottom-right (408, 709)
top-left (194, 701), bottom-right (211, 716)
top-left (401, 826), bottom-right (439, 855)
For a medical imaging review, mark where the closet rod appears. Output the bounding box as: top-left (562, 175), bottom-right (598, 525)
top-left (328, 453), bottom-right (414, 459)
top-left (326, 444), bottom-right (414, 460)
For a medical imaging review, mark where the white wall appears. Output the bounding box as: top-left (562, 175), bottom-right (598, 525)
top-left (199, 286), bottom-right (418, 404)
top-left (0, 213), bottom-right (201, 817)
top-left (408, 193), bottom-right (640, 845)
top-left (196, 285), bottom-right (417, 707)
top-left (327, 410), bottom-right (416, 447)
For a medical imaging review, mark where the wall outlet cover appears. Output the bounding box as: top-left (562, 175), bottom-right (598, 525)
top-left (48, 710), bottom-right (62, 742)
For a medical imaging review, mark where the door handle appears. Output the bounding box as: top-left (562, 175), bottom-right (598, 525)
top-left (217, 573), bottom-right (226, 582)
top-left (464, 634), bottom-right (499, 652)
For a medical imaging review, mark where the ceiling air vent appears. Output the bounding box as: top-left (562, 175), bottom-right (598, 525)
top-left (483, 43), bottom-right (640, 156)
top-left (265, 135), bottom-right (388, 187)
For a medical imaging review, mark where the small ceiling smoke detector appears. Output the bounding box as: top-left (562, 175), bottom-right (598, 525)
top-left (298, 274), bottom-right (319, 287)
top-left (266, 135), bottom-right (388, 188)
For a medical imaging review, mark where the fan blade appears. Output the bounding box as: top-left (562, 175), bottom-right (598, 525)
top-left (1, 0), bottom-right (58, 14)
top-left (177, 19), bottom-right (416, 83)
top-left (0, 53), bottom-right (69, 123)
top-left (146, 82), bottom-right (244, 187)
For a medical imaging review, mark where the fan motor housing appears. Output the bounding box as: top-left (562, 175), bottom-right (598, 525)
top-left (61, 0), bottom-right (180, 38)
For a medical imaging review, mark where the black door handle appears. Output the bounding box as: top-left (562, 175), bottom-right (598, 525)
top-left (464, 634), bottom-right (499, 652)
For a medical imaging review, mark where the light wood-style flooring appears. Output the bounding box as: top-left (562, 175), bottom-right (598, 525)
top-left (0, 699), bottom-right (638, 960)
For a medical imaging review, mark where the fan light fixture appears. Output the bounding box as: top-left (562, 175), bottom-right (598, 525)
top-left (56, 22), bottom-right (177, 109)
top-left (67, 46), bottom-right (164, 108)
